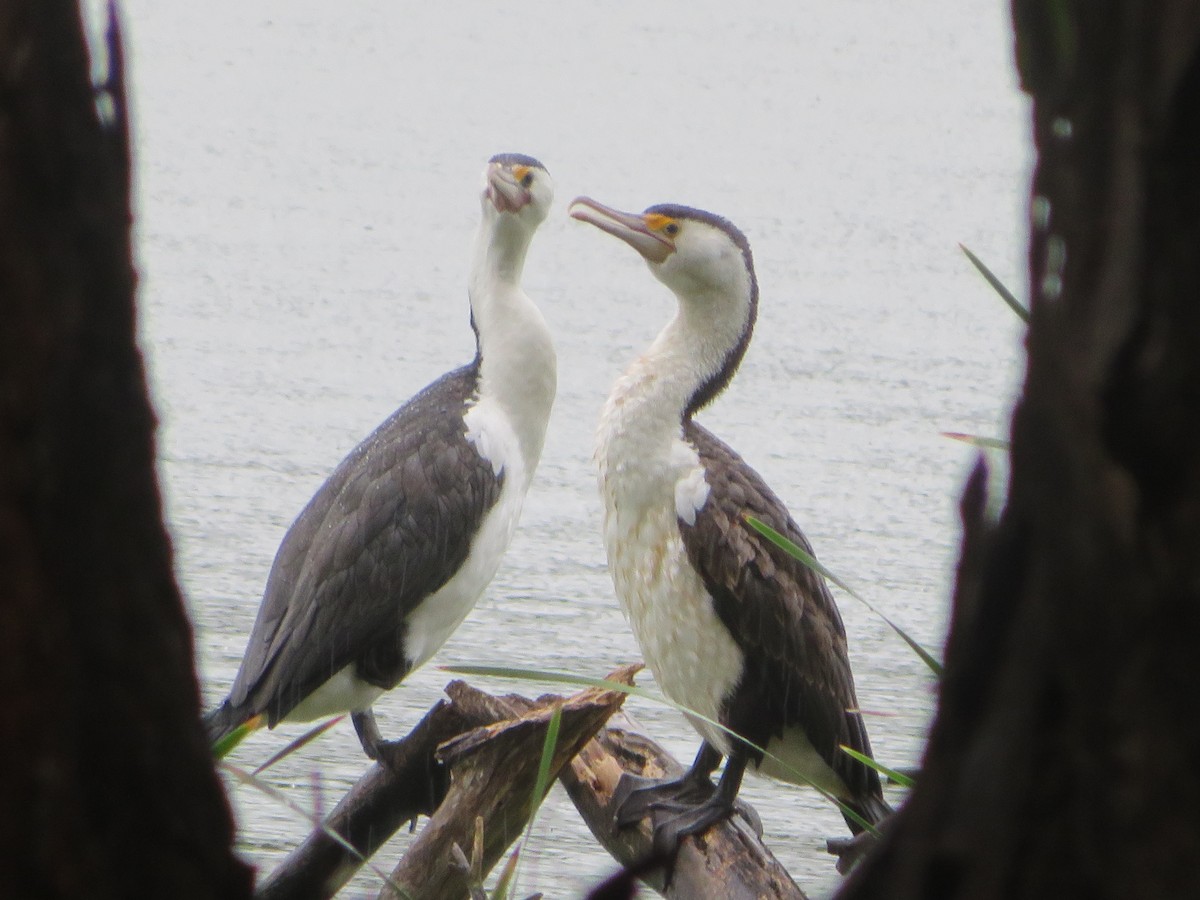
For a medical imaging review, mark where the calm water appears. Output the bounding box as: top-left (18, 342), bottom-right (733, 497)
top-left (121, 1), bottom-right (1029, 896)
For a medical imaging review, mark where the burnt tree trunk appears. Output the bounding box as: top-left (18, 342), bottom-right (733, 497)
top-left (842, 4), bottom-right (1200, 898)
top-left (0, 3), bottom-right (251, 897)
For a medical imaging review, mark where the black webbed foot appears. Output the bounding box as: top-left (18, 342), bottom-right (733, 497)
top-left (611, 770), bottom-right (717, 830)
top-left (611, 740), bottom-right (723, 831)
top-left (617, 746), bottom-right (761, 863)
top-left (646, 790), bottom-right (739, 858)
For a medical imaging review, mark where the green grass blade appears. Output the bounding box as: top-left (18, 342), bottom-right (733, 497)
top-left (840, 745), bottom-right (916, 789)
top-left (531, 704), bottom-right (561, 809)
top-left (743, 515), bottom-right (944, 678)
top-left (491, 843), bottom-right (521, 900)
top-left (960, 243), bottom-right (1030, 323)
top-left (251, 716), bottom-right (345, 775)
top-left (506, 703), bottom-right (562, 898)
top-left (942, 431), bottom-right (1010, 452)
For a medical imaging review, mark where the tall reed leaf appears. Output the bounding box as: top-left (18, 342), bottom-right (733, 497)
top-left (942, 431), bottom-right (1010, 452)
top-left (743, 515), bottom-right (943, 678)
top-left (500, 704), bottom-right (562, 900)
top-left (960, 243), bottom-right (1030, 322)
top-left (252, 716), bottom-right (344, 775)
top-left (840, 745), bottom-right (916, 789)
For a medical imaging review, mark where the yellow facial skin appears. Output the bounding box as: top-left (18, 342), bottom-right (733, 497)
top-left (644, 212), bottom-right (680, 238)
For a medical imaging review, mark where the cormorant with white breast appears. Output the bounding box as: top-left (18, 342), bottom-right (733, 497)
top-left (569, 196), bottom-right (889, 857)
top-left (204, 154), bottom-right (557, 760)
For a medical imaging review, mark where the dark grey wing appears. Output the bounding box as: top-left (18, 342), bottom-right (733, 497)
top-left (226, 363), bottom-right (504, 725)
top-left (679, 421), bottom-right (882, 809)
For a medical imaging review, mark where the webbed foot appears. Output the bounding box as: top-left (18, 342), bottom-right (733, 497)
top-left (645, 791), bottom-right (738, 858)
top-left (612, 770), bottom-right (717, 830)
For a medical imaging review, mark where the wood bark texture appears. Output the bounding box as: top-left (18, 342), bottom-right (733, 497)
top-left (0, 2), bottom-right (251, 898)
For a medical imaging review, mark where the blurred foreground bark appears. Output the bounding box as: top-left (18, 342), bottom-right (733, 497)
top-left (0, 3), bottom-right (251, 897)
top-left (842, 4), bottom-right (1200, 898)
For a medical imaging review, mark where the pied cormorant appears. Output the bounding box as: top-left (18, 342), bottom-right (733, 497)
top-left (569, 196), bottom-right (889, 852)
top-left (204, 154), bottom-right (557, 759)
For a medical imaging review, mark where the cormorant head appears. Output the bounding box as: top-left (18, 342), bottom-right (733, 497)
top-left (568, 197), bottom-right (756, 304)
top-left (568, 196), bottom-right (759, 416)
top-left (483, 153), bottom-right (553, 231)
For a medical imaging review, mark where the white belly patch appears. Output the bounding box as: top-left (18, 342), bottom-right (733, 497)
top-left (756, 726), bottom-right (852, 798)
top-left (602, 440), bottom-right (743, 755)
top-left (402, 477), bottom-right (524, 669)
top-left (405, 401), bottom-right (527, 669)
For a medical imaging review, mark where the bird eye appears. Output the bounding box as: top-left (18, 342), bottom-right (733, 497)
top-left (664, 222), bottom-right (680, 236)
top-left (521, 172), bottom-right (534, 188)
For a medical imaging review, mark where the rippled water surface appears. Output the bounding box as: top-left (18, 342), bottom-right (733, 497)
top-left (122, 1), bottom-right (1030, 896)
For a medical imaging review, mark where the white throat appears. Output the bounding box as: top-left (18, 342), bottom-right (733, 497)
top-left (598, 278), bottom-right (748, 466)
top-left (467, 212), bottom-right (557, 478)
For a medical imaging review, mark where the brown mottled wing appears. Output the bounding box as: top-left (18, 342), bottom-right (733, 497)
top-left (226, 363), bottom-right (505, 725)
top-left (679, 420), bottom-right (881, 807)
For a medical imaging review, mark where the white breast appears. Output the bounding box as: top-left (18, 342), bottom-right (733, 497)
top-left (404, 397), bottom-right (528, 668)
top-left (599, 420), bottom-right (744, 755)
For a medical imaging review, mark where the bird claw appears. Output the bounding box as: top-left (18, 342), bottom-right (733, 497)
top-left (645, 793), bottom-right (737, 858)
top-left (732, 796), bottom-right (763, 837)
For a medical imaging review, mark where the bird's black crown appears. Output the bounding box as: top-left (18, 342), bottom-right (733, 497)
top-left (489, 152), bottom-right (548, 174)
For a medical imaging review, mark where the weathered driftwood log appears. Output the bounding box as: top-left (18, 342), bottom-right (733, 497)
top-left (378, 669), bottom-right (637, 898)
top-left (256, 670), bottom-right (633, 900)
top-left (560, 713), bottom-right (808, 900)
top-left (256, 666), bottom-right (812, 899)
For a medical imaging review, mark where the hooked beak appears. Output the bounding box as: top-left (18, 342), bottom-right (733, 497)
top-left (487, 162), bottom-right (532, 213)
top-left (568, 197), bottom-right (674, 264)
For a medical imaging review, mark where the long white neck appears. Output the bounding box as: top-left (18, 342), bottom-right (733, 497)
top-left (468, 214), bottom-right (557, 474)
top-left (598, 283), bottom-right (747, 474)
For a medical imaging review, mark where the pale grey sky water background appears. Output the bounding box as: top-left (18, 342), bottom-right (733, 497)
top-left (118, 1), bottom-right (1030, 895)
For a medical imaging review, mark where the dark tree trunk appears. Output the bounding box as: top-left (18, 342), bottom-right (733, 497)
top-left (0, 3), bottom-right (251, 897)
top-left (841, 3), bottom-right (1200, 898)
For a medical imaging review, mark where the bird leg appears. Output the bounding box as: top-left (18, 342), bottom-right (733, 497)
top-left (352, 708), bottom-right (385, 760)
top-left (645, 750), bottom-right (758, 858)
top-left (354, 706), bottom-right (450, 815)
top-left (612, 741), bottom-right (722, 829)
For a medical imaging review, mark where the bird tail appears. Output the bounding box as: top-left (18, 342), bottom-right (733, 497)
top-left (202, 700), bottom-right (264, 757)
top-left (844, 790), bottom-right (893, 835)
